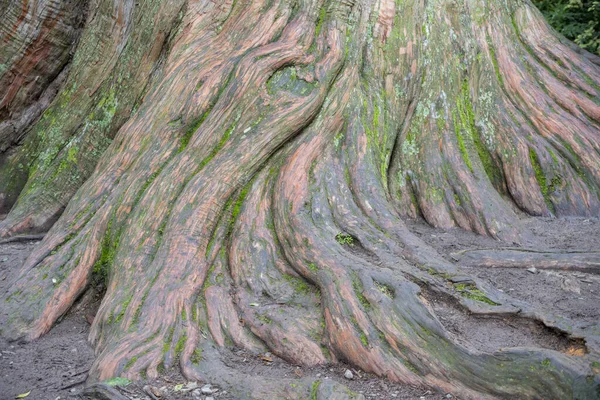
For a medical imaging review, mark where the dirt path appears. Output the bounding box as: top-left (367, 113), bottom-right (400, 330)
top-left (1, 216), bottom-right (598, 400)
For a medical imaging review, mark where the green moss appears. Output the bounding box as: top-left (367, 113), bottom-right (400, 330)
top-left (360, 332), bottom-right (369, 346)
top-left (267, 66), bottom-right (317, 96)
top-left (453, 193), bottom-right (461, 206)
top-left (310, 380), bottom-right (321, 400)
top-left (91, 216), bottom-right (121, 286)
top-left (230, 185), bottom-right (250, 223)
top-left (404, 359), bottom-right (419, 373)
top-left (453, 108), bottom-right (473, 172)
top-left (195, 123), bottom-right (234, 173)
top-left (114, 294), bottom-right (133, 323)
top-left (191, 303), bottom-right (199, 322)
top-left (426, 267), bottom-right (452, 280)
top-left (454, 283), bottom-right (499, 306)
top-left (315, 4), bottom-right (327, 36)
top-left (374, 281), bottom-right (394, 297)
top-left (123, 356), bottom-right (138, 371)
top-left (488, 42), bottom-right (504, 86)
top-left (191, 348), bottom-right (203, 364)
top-left (542, 358), bottom-right (552, 367)
top-left (104, 377), bottom-right (131, 387)
top-left (202, 264), bottom-right (216, 291)
top-left (308, 263), bottom-right (319, 272)
top-left (284, 274), bottom-right (313, 295)
top-left (529, 149), bottom-right (555, 212)
top-left (351, 273), bottom-right (370, 309)
top-left (179, 110), bottom-right (210, 153)
top-left (163, 326), bottom-right (176, 355)
top-left (335, 233), bottom-right (354, 246)
top-left (453, 80), bottom-right (503, 188)
top-left (175, 334), bottom-right (186, 355)
top-left (257, 313), bottom-right (273, 324)
top-left (131, 290), bottom-right (149, 327)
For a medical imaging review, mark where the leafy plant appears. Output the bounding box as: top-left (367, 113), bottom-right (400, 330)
top-left (335, 233), bottom-right (354, 246)
top-left (533, 0), bottom-right (600, 55)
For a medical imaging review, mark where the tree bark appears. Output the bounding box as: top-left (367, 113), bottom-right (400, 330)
top-left (0, 0), bottom-right (88, 152)
top-left (1, 0), bottom-right (599, 399)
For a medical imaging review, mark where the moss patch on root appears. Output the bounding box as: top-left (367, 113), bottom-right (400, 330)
top-left (454, 283), bottom-right (499, 306)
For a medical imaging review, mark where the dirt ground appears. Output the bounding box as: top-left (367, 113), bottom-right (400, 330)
top-left (1, 216), bottom-right (598, 400)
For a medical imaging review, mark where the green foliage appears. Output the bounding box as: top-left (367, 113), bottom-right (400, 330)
top-left (335, 233), bottom-right (354, 246)
top-left (533, 0), bottom-right (600, 55)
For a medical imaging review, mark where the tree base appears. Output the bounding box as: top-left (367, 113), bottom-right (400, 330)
top-left (1, 0), bottom-right (600, 399)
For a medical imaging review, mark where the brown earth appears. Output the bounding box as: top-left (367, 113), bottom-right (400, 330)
top-left (1, 215), bottom-right (598, 400)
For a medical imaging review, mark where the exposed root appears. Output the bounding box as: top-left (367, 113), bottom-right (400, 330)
top-left (0, 234), bottom-right (46, 245)
top-left (0, 0), bottom-right (599, 399)
top-left (455, 248), bottom-right (600, 273)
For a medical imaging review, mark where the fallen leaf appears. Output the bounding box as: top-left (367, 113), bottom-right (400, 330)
top-left (15, 392), bottom-right (31, 399)
top-left (249, 303), bottom-right (259, 307)
top-left (260, 355), bottom-right (273, 362)
top-left (565, 345), bottom-right (586, 356)
top-left (173, 384), bottom-right (184, 392)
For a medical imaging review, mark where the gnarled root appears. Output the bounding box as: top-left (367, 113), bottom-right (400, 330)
top-left (1, 0), bottom-right (599, 399)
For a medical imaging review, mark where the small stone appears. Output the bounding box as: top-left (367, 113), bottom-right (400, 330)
top-left (446, 394), bottom-right (453, 399)
top-left (316, 373), bottom-right (321, 377)
top-left (201, 384), bottom-right (213, 394)
top-left (206, 397), bottom-right (215, 400)
top-left (344, 369), bottom-right (354, 380)
top-left (527, 267), bottom-right (538, 274)
top-left (561, 278), bottom-right (581, 294)
top-left (192, 389), bottom-right (202, 399)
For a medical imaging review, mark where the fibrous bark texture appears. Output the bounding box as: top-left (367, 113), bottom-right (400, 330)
top-left (0, 0), bottom-right (88, 153)
top-left (1, 0), bottom-right (600, 399)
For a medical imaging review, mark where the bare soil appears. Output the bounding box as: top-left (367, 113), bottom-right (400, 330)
top-left (1, 216), bottom-right (598, 400)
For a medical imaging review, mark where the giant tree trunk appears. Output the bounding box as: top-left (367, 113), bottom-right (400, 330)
top-left (1, 0), bottom-right (600, 399)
